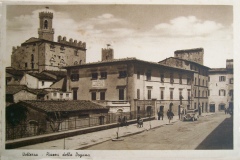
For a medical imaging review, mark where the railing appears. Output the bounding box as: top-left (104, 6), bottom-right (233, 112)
top-left (6, 110), bottom-right (153, 141)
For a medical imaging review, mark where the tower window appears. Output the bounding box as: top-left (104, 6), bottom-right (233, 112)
top-left (44, 20), bottom-right (48, 29)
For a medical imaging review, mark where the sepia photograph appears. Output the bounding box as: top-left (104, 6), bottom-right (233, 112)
top-left (0, 0), bottom-right (239, 160)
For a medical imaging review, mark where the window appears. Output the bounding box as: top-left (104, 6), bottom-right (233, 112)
top-left (160, 74), bottom-right (164, 83)
top-left (170, 73), bottom-right (174, 84)
top-left (198, 90), bottom-right (200, 97)
top-left (229, 90), bottom-right (233, 96)
top-left (71, 69), bottom-right (79, 81)
top-left (206, 91), bottom-right (208, 97)
top-left (194, 103), bottom-right (197, 109)
top-left (179, 89), bottom-right (183, 100)
top-left (31, 54), bottom-right (34, 61)
top-left (91, 92), bottom-right (96, 100)
top-left (187, 89), bottom-right (191, 101)
top-left (195, 90), bottom-right (197, 97)
top-left (119, 71), bottom-right (127, 78)
top-left (71, 74), bottom-right (79, 81)
top-left (100, 92), bottom-right (105, 100)
top-left (219, 89), bottom-right (226, 96)
top-left (170, 89), bottom-right (173, 100)
top-left (60, 46), bottom-right (65, 53)
top-left (119, 88), bottom-right (124, 100)
top-left (148, 90), bottom-right (151, 100)
top-left (44, 20), bottom-right (48, 29)
top-left (53, 92), bottom-right (57, 97)
top-left (206, 80), bottom-right (208, 86)
top-left (66, 93), bottom-right (69, 97)
top-left (137, 89), bottom-right (140, 99)
top-left (219, 76), bottom-right (226, 82)
top-left (92, 73), bottom-right (98, 80)
top-left (74, 50), bottom-right (78, 56)
top-left (229, 78), bottom-right (233, 84)
top-left (42, 81), bottom-right (44, 86)
top-left (160, 89), bottom-right (164, 100)
top-left (179, 75), bottom-right (182, 84)
top-left (31, 63), bottom-right (34, 69)
top-left (195, 77), bottom-right (197, 85)
top-left (202, 91), bottom-right (204, 97)
top-left (101, 72), bottom-right (107, 79)
top-left (137, 71), bottom-right (140, 79)
top-left (187, 78), bottom-right (191, 85)
top-left (146, 70), bottom-right (151, 81)
top-left (198, 78), bottom-right (200, 85)
top-left (203, 79), bottom-right (204, 86)
top-left (74, 61), bottom-right (78, 65)
top-left (208, 90), bottom-right (210, 96)
top-left (25, 63), bottom-right (28, 68)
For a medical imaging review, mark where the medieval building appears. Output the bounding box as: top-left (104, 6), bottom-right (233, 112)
top-left (159, 48), bottom-right (210, 113)
top-left (11, 11), bottom-right (87, 72)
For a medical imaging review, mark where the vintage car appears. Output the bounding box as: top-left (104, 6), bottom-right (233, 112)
top-left (183, 109), bottom-right (199, 121)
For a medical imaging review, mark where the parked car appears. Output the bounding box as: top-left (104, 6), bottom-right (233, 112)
top-left (183, 109), bottom-right (199, 121)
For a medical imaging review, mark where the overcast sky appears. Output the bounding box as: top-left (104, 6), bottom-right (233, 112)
top-left (6, 4), bottom-right (233, 68)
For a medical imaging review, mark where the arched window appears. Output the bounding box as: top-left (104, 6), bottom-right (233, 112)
top-left (44, 20), bottom-right (48, 29)
top-left (79, 60), bottom-right (82, 65)
top-left (74, 61), bottom-right (78, 65)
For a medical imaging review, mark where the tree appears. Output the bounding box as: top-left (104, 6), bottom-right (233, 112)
top-left (46, 111), bottom-right (68, 132)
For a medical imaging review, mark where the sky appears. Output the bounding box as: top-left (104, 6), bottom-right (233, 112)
top-left (5, 4), bottom-right (233, 68)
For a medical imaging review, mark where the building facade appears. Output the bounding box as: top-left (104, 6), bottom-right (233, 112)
top-left (65, 55), bottom-right (195, 116)
top-left (159, 48), bottom-right (209, 113)
top-left (208, 59), bottom-right (233, 112)
top-left (11, 11), bottom-right (87, 72)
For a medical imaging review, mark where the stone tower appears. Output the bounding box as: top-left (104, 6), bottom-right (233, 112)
top-left (102, 48), bottom-right (114, 61)
top-left (38, 11), bottom-right (54, 41)
top-left (174, 48), bottom-right (204, 65)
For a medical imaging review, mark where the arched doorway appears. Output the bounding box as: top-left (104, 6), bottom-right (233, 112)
top-left (210, 103), bottom-right (215, 112)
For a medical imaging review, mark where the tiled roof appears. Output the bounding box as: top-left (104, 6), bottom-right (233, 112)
top-left (6, 85), bottom-right (48, 95)
top-left (174, 48), bottom-right (203, 53)
top-left (19, 100), bottom-right (109, 112)
top-left (209, 68), bottom-right (229, 73)
top-left (42, 70), bottom-right (67, 80)
top-left (64, 57), bottom-right (195, 73)
top-left (6, 68), bottom-right (24, 77)
top-left (28, 72), bottom-right (56, 81)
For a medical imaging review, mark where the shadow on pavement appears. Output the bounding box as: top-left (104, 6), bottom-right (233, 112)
top-left (196, 116), bottom-right (233, 150)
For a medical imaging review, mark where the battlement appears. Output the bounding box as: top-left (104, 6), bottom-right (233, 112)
top-left (12, 46), bottom-right (20, 53)
top-left (39, 12), bottom-right (53, 19)
top-left (57, 35), bottom-right (86, 49)
top-left (102, 48), bottom-right (114, 61)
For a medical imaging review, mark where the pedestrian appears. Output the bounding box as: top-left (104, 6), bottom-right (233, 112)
top-left (158, 111), bottom-right (160, 120)
top-left (167, 109), bottom-right (172, 123)
top-left (118, 116), bottom-right (122, 126)
top-left (159, 111), bottom-right (164, 120)
top-left (178, 105), bottom-right (181, 120)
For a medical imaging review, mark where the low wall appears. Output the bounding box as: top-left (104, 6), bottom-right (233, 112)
top-left (6, 117), bottom-right (155, 149)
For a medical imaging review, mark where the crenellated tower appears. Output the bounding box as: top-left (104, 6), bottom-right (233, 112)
top-left (38, 11), bottom-right (54, 41)
top-left (102, 47), bottom-right (114, 61)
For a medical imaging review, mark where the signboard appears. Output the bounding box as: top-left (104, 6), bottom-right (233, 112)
top-left (92, 80), bottom-right (105, 88)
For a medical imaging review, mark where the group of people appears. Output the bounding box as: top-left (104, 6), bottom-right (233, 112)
top-left (157, 110), bottom-right (175, 123)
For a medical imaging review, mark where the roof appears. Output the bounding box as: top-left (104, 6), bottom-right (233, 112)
top-left (209, 68), bottom-right (233, 74)
top-left (19, 100), bottom-right (109, 112)
top-left (174, 48), bottom-right (204, 53)
top-left (6, 68), bottom-right (24, 77)
top-left (41, 70), bottom-right (67, 80)
top-left (64, 57), bottom-right (196, 73)
top-left (159, 57), bottom-right (210, 69)
top-left (28, 72), bottom-right (56, 81)
top-left (6, 85), bottom-right (48, 95)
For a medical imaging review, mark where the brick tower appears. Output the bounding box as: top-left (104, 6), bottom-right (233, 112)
top-left (38, 10), bottom-right (54, 41)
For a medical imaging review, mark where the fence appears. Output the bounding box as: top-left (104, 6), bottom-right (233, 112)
top-left (6, 110), bottom-right (154, 141)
